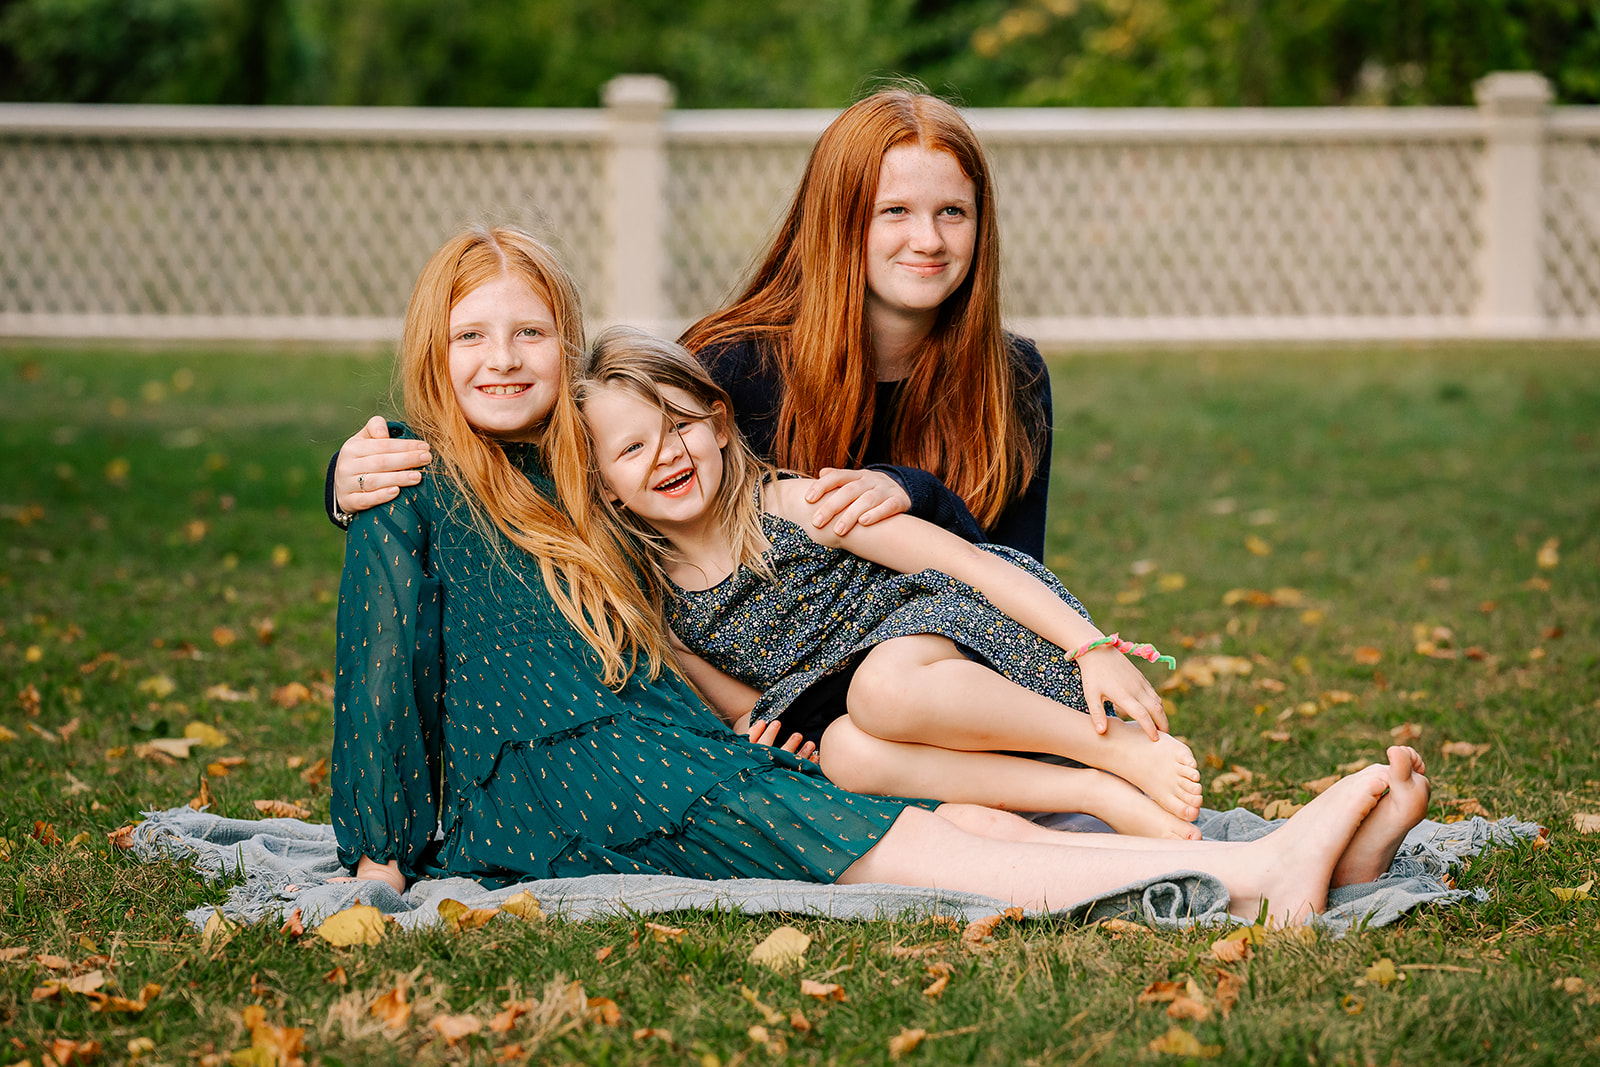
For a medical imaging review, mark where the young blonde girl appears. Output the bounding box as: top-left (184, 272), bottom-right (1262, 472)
top-left (577, 327), bottom-right (1205, 839)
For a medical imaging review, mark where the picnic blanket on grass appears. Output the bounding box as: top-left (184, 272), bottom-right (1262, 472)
top-left (127, 806), bottom-right (1541, 936)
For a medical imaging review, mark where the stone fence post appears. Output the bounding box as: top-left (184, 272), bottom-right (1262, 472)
top-left (1474, 71), bottom-right (1552, 336)
top-left (602, 74), bottom-right (674, 329)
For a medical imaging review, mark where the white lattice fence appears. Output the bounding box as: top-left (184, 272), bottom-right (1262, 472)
top-left (2, 76), bottom-right (1598, 343)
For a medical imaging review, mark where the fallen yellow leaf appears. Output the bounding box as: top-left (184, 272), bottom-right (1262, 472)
top-left (587, 996), bottom-right (622, 1026)
top-left (137, 675), bottom-right (177, 698)
top-left (1572, 813), bottom-right (1600, 834)
top-left (200, 910), bottom-right (237, 954)
top-left (187, 776), bottom-right (216, 811)
top-left (740, 986), bottom-right (785, 1026)
top-left (962, 906), bottom-right (1024, 948)
top-left (1148, 1027), bottom-right (1220, 1057)
top-left (1364, 958), bottom-right (1403, 987)
top-left (500, 890), bottom-right (544, 922)
top-left (644, 921), bottom-right (685, 943)
top-left (1353, 646), bottom-right (1383, 666)
top-left (271, 682), bottom-right (311, 709)
top-left (1536, 537), bottom-right (1560, 569)
top-left (749, 925), bottom-right (811, 971)
top-left (1551, 880), bottom-right (1593, 902)
top-left (437, 898), bottom-right (499, 932)
top-left (1209, 937), bottom-right (1251, 963)
top-left (632, 1028), bottom-right (672, 1042)
top-left (317, 904), bottom-right (387, 946)
top-left (184, 722), bottom-right (228, 748)
top-left (1245, 535), bottom-right (1273, 556)
top-left (137, 737), bottom-right (200, 759)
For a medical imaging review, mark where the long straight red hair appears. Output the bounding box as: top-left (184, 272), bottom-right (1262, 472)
top-left (679, 89), bottom-right (1039, 530)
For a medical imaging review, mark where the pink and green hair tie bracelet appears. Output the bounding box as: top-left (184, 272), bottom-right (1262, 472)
top-left (1067, 633), bottom-right (1177, 670)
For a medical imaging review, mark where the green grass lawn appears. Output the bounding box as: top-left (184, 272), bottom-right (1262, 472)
top-left (1, 341), bottom-right (1597, 1065)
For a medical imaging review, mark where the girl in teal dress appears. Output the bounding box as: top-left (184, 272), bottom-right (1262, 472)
top-left (330, 225), bottom-right (1428, 927)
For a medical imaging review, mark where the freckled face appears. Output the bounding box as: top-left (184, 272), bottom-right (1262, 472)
top-left (584, 384), bottom-right (728, 534)
top-left (863, 144), bottom-right (978, 331)
top-left (447, 274), bottom-right (564, 441)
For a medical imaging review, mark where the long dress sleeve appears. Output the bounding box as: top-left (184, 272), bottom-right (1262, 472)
top-left (330, 488), bottom-right (443, 878)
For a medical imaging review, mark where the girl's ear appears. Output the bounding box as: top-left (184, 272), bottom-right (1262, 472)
top-left (711, 401), bottom-right (730, 449)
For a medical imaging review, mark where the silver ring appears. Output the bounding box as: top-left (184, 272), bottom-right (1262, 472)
top-left (358, 475), bottom-right (365, 491)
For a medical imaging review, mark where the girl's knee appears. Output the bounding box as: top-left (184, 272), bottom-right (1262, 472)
top-left (846, 642), bottom-right (926, 733)
top-left (817, 718), bottom-right (883, 794)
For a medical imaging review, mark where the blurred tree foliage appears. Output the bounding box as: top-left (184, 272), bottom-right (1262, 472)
top-left (1, 0), bottom-right (1596, 107)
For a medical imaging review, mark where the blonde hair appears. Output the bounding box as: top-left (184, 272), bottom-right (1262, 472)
top-left (400, 227), bottom-right (673, 687)
top-left (576, 326), bottom-right (774, 602)
top-left (680, 87), bottom-right (1041, 530)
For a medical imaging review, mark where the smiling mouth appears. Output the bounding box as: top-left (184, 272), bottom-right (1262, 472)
top-left (478, 384), bottom-right (530, 396)
top-left (653, 469), bottom-right (694, 493)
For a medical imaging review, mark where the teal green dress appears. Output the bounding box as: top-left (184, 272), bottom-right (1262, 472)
top-left (330, 438), bottom-right (927, 889)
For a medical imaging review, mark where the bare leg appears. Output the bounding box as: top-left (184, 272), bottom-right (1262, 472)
top-left (818, 718), bottom-right (1200, 839)
top-left (839, 764), bottom-right (1391, 925)
top-left (848, 635), bottom-right (1202, 820)
top-left (1331, 746), bottom-right (1431, 886)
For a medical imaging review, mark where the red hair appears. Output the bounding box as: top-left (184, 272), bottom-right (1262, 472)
top-left (679, 89), bottom-right (1038, 530)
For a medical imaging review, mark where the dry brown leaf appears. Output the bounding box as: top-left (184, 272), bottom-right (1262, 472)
top-left (1138, 980), bottom-right (1183, 1004)
top-left (136, 737), bottom-right (200, 760)
top-left (429, 1014), bottom-right (481, 1044)
top-left (1321, 689), bottom-right (1357, 705)
top-left (587, 996), bottom-right (622, 1026)
top-left (889, 1028), bottom-right (927, 1060)
top-left (489, 1000), bottom-right (528, 1034)
top-left (107, 823), bottom-right (140, 850)
top-left (1098, 917), bottom-right (1152, 937)
top-left (37, 952), bottom-right (71, 969)
top-left (961, 906), bottom-right (1024, 949)
top-left (800, 979), bottom-right (845, 1001)
top-left (1441, 740), bottom-right (1491, 758)
top-left (1210, 765), bottom-right (1255, 791)
top-left (1167, 996), bottom-right (1211, 1021)
top-left (888, 943), bottom-right (944, 959)
top-left (749, 925), bottom-right (811, 971)
top-left (0, 946), bottom-right (29, 961)
top-left (1302, 774), bottom-right (1340, 795)
top-left (740, 986), bottom-right (785, 1026)
top-left (317, 904), bottom-right (387, 947)
top-left (1353, 646), bottom-right (1383, 665)
top-left (206, 756), bottom-right (248, 777)
top-left (187, 776), bottom-right (216, 811)
top-left (632, 1028), bottom-right (672, 1042)
top-left (369, 979), bottom-right (411, 1028)
top-left (595, 945), bottom-right (614, 963)
top-left (789, 1008), bottom-right (812, 1032)
top-left (271, 682), bottom-right (312, 709)
top-left (1389, 722), bottom-right (1423, 742)
top-left (90, 983), bottom-right (160, 1014)
top-left (323, 966), bottom-right (346, 986)
top-left (1209, 937), bottom-right (1251, 963)
top-left (46, 1039), bottom-right (102, 1066)
top-left (279, 909), bottom-right (305, 938)
top-left (239, 1005), bottom-right (306, 1067)
top-left (254, 799), bottom-right (312, 819)
top-left (1572, 813), bottom-right (1600, 834)
top-left (211, 626), bottom-right (236, 647)
top-left (644, 921), bottom-right (685, 943)
top-left (500, 890), bottom-right (544, 922)
top-left (1214, 970), bottom-right (1244, 1017)
top-left (299, 757), bottom-right (329, 786)
top-left (204, 684), bottom-right (256, 703)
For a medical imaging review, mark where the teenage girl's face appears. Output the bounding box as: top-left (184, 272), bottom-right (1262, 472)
top-left (584, 383), bottom-right (729, 534)
top-left (447, 273), bottom-right (564, 442)
top-left (863, 144), bottom-right (977, 332)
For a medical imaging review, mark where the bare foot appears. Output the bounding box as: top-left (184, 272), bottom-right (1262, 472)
top-left (1078, 770), bottom-right (1203, 839)
top-left (1079, 723), bottom-right (1203, 821)
top-left (1331, 745), bottom-right (1430, 887)
top-left (1227, 765), bottom-right (1391, 926)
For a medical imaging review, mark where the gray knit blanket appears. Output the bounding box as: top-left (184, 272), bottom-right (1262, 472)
top-left (127, 806), bottom-right (1540, 936)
